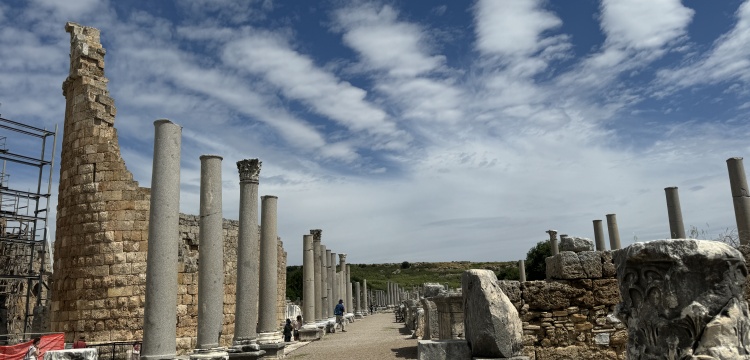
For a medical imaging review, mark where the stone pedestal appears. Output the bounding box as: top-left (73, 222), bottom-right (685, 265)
top-left (142, 119), bottom-right (181, 360)
top-left (190, 349), bottom-right (229, 360)
top-left (257, 343), bottom-right (285, 360)
top-left (227, 348), bottom-right (265, 360)
top-left (417, 340), bottom-right (470, 360)
top-left (432, 292), bottom-right (464, 340)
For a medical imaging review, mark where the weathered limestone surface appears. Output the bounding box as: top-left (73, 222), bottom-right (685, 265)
top-left (614, 239), bottom-right (750, 359)
top-left (52, 23), bottom-right (287, 355)
top-left (417, 340), bottom-right (471, 360)
top-left (432, 292), bottom-right (464, 340)
top-left (421, 298), bottom-right (438, 341)
top-left (43, 348), bottom-right (98, 360)
top-left (423, 283), bottom-right (444, 298)
top-left (462, 269), bottom-right (522, 358)
top-left (559, 236), bottom-right (594, 252)
top-left (545, 251), bottom-right (606, 280)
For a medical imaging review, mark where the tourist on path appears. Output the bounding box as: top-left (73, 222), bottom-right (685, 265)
top-left (293, 315), bottom-right (302, 341)
top-left (283, 319), bottom-right (293, 342)
top-left (25, 338), bottom-right (40, 360)
top-left (334, 299), bottom-right (346, 332)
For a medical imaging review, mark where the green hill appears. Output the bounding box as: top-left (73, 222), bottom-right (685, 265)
top-left (286, 261), bottom-right (518, 301)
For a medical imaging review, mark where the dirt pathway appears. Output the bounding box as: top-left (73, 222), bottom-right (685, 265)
top-left (285, 312), bottom-right (418, 360)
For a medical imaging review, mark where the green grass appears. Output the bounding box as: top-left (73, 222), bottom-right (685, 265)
top-left (286, 261), bottom-right (518, 299)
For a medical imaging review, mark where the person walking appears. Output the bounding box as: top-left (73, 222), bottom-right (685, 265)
top-left (283, 318), bottom-right (293, 342)
top-left (334, 299), bottom-right (346, 332)
top-left (24, 338), bottom-right (40, 360)
top-left (293, 315), bottom-right (302, 341)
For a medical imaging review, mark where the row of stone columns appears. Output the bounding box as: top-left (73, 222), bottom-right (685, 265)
top-left (142, 121), bottom-right (282, 359)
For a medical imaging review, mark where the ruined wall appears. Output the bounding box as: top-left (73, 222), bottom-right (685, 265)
top-left (498, 251), bottom-right (626, 360)
top-left (52, 23), bottom-right (286, 354)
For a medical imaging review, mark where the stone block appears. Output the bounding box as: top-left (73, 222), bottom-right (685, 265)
top-left (496, 280), bottom-right (522, 309)
top-left (592, 279), bottom-right (619, 305)
top-left (418, 340), bottom-right (471, 360)
top-left (546, 252), bottom-right (603, 280)
top-left (522, 281), bottom-right (587, 310)
top-left (423, 283), bottom-right (445, 298)
top-left (559, 236), bottom-right (593, 252)
top-left (462, 270), bottom-right (523, 358)
top-left (43, 348), bottom-right (98, 360)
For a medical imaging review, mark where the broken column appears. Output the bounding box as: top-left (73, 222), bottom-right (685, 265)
top-left (614, 239), bottom-right (750, 358)
top-left (593, 219), bottom-right (606, 251)
top-left (665, 186), bottom-right (686, 239)
top-left (606, 214), bottom-right (621, 250)
top-left (518, 260), bottom-right (526, 282)
top-left (727, 157), bottom-right (750, 245)
top-left (142, 120), bottom-right (181, 360)
top-left (195, 155), bottom-right (225, 354)
top-left (298, 234), bottom-right (321, 341)
top-left (257, 196), bottom-right (284, 357)
top-left (546, 230), bottom-right (559, 255)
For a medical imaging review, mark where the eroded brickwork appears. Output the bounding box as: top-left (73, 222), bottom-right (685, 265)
top-left (52, 23), bottom-right (286, 354)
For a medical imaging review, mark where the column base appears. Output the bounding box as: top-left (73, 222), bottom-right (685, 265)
top-left (257, 343), bottom-right (285, 360)
top-left (355, 311), bottom-right (363, 319)
top-left (298, 326), bottom-right (322, 341)
top-left (229, 342), bottom-right (260, 353)
top-left (256, 331), bottom-right (282, 345)
top-left (189, 348), bottom-right (229, 360)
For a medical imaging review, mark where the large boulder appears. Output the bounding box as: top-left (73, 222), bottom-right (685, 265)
top-left (559, 236), bottom-right (594, 252)
top-left (462, 269), bottom-right (523, 358)
top-left (423, 283), bottom-right (445, 298)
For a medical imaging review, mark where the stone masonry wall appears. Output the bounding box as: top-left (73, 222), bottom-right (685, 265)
top-left (52, 22), bottom-right (286, 354)
top-left (497, 251), bottom-right (626, 360)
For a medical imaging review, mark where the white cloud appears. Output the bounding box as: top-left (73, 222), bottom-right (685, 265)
top-left (599, 0), bottom-right (694, 50)
top-left (657, 0), bottom-right (750, 89)
top-left (473, 0), bottom-right (563, 58)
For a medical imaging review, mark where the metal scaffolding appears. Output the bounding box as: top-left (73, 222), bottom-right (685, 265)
top-left (0, 116), bottom-right (57, 340)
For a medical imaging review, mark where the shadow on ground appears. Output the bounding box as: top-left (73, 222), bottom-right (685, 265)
top-left (392, 345), bottom-right (418, 359)
top-left (398, 326), bottom-right (412, 336)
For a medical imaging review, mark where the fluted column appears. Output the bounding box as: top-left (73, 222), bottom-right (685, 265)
top-left (233, 159), bottom-right (261, 346)
top-left (196, 155), bottom-right (224, 350)
top-left (311, 230), bottom-right (323, 323)
top-left (338, 254), bottom-right (347, 309)
top-left (727, 158), bottom-right (750, 245)
top-left (593, 220), bottom-right (606, 251)
top-left (302, 235), bottom-right (316, 328)
top-left (606, 214), bottom-right (621, 250)
top-left (142, 120), bottom-right (181, 360)
top-left (665, 187), bottom-right (686, 239)
top-left (546, 230), bottom-right (559, 255)
top-left (257, 196), bottom-right (280, 343)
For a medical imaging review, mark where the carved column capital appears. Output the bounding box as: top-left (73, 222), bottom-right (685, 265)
top-left (310, 229), bottom-right (322, 241)
top-left (338, 253), bottom-right (347, 262)
top-left (546, 229), bottom-right (558, 240)
top-left (237, 158), bottom-right (261, 184)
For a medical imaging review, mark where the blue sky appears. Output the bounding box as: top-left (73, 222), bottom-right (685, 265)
top-left (1, 0), bottom-right (750, 265)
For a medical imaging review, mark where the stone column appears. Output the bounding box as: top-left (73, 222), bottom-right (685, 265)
top-left (327, 250), bottom-right (335, 321)
top-left (606, 214), bottom-right (621, 250)
top-left (338, 254), bottom-right (347, 309)
top-left (518, 260), bottom-right (526, 282)
top-left (665, 187), bottom-right (686, 239)
top-left (346, 264), bottom-right (353, 315)
top-left (593, 220), bottom-right (606, 251)
top-left (142, 120), bottom-right (181, 360)
top-left (257, 196), bottom-right (281, 343)
top-left (354, 282), bottom-right (362, 319)
top-left (196, 155), bottom-right (224, 350)
top-left (727, 157), bottom-right (750, 245)
top-left (320, 244), bottom-right (329, 320)
top-left (311, 230), bottom-right (323, 323)
top-left (298, 234), bottom-right (320, 341)
top-left (546, 230), bottom-right (559, 255)
top-left (233, 159), bottom-right (261, 347)
top-left (363, 279), bottom-right (368, 316)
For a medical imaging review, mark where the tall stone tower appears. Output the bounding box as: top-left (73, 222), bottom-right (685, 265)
top-left (51, 22), bottom-right (151, 342)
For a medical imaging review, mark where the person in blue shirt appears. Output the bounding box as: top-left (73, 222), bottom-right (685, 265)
top-left (334, 299), bottom-right (347, 332)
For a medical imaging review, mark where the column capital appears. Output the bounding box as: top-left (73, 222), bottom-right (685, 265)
top-left (546, 229), bottom-right (557, 239)
top-left (338, 253), bottom-right (347, 262)
top-left (310, 229), bottom-right (322, 241)
top-left (237, 158), bottom-right (261, 184)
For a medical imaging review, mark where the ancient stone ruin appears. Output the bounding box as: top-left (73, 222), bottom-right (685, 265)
top-left (614, 239), bottom-right (750, 359)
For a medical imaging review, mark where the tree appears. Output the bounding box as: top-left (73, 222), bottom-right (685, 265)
top-left (525, 240), bottom-right (551, 281)
top-left (496, 265), bottom-right (520, 280)
top-left (401, 261), bottom-right (411, 269)
top-left (286, 266), bottom-right (303, 301)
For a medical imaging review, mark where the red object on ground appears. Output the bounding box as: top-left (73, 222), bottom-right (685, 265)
top-left (0, 334), bottom-right (65, 360)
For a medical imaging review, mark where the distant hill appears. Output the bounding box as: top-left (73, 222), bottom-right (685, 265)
top-left (286, 261), bottom-right (518, 301)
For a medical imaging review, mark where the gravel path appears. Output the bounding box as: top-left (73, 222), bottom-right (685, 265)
top-left (285, 312), bottom-right (418, 360)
